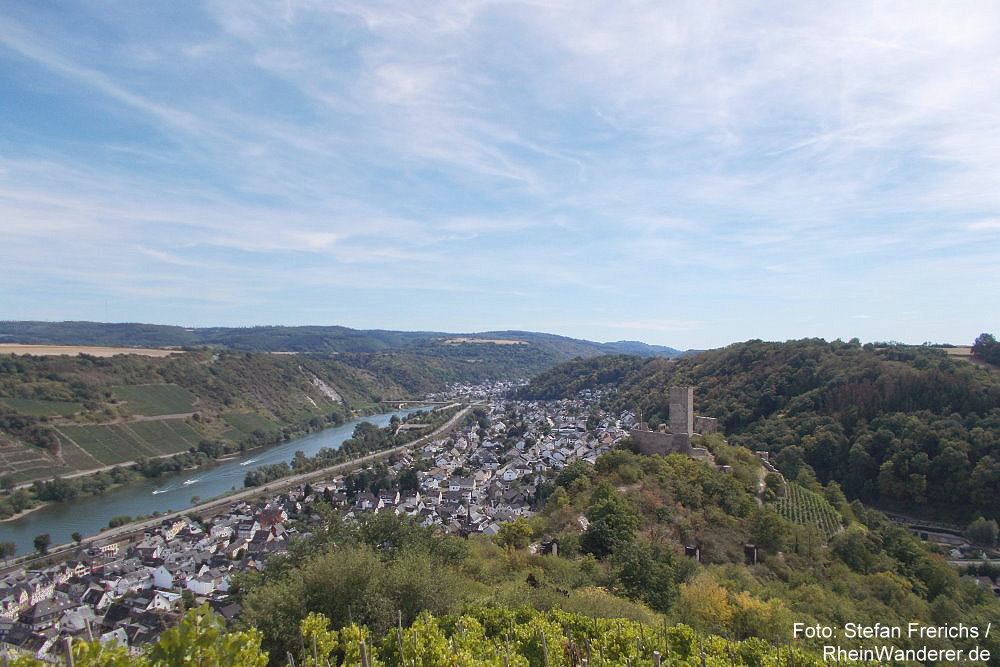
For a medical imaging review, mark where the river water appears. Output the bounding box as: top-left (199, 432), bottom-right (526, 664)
top-left (0, 407), bottom-right (426, 557)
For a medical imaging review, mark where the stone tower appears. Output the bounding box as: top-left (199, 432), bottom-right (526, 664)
top-left (669, 386), bottom-right (694, 437)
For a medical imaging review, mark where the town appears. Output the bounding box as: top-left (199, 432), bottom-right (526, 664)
top-left (0, 382), bottom-right (635, 660)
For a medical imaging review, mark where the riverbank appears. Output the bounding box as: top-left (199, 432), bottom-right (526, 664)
top-left (0, 502), bottom-right (49, 523)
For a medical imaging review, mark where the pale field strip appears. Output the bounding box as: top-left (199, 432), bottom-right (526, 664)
top-left (0, 344), bottom-right (178, 357)
top-left (442, 337), bottom-right (528, 345)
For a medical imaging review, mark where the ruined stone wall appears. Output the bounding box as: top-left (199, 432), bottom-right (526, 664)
top-left (693, 416), bottom-right (719, 435)
top-left (630, 429), bottom-right (692, 456)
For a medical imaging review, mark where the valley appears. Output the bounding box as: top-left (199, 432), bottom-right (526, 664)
top-left (0, 333), bottom-right (997, 665)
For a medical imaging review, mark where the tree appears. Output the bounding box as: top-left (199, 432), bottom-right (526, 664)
top-left (72, 531), bottom-right (83, 544)
top-left (729, 592), bottom-right (793, 644)
top-left (495, 517), bottom-right (534, 550)
top-left (969, 456), bottom-right (1000, 518)
top-left (580, 483), bottom-right (639, 558)
top-left (972, 333), bottom-right (1000, 364)
top-left (612, 540), bottom-right (678, 613)
top-left (0, 541), bottom-right (15, 559)
top-left (196, 439), bottom-right (225, 458)
top-left (830, 527), bottom-right (878, 573)
top-left (398, 467), bottom-right (419, 493)
top-left (674, 573), bottom-right (733, 634)
top-left (966, 518), bottom-right (999, 547)
top-left (749, 507), bottom-right (788, 553)
top-left (555, 460), bottom-right (592, 488)
top-left (9, 488), bottom-right (31, 513)
top-left (764, 472), bottom-right (784, 495)
top-left (928, 446), bottom-right (971, 506)
top-left (33, 533), bottom-right (51, 555)
top-left (773, 446), bottom-right (805, 480)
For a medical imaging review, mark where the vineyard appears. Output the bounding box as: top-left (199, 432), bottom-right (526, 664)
top-left (9, 604), bottom-right (838, 667)
top-left (57, 419), bottom-right (202, 465)
top-left (773, 482), bottom-right (843, 537)
top-left (0, 397), bottom-right (82, 417)
top-left (222, 412), bottom-right (280, 437)
top-left (110, 384), bottom-right (197, 416)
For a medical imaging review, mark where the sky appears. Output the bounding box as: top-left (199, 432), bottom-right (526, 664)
top-left (1, 1), bottom-right (998, 350)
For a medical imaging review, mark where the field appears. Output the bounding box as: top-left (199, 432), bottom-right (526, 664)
top-left (0, 397), bottom-right (82, 416)
top-left (222, 412), bottom-right (279, 435)
top-left (111, 384), bottom-right (197, 416)
top-left (57, 419), bottom-right (202, 465)
top-left (0, 344), bottom-right (178, 357)
top-left (774, 482), bottom-right (843, 538)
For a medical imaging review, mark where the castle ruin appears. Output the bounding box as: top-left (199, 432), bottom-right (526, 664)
top-left (631, 386), bottom-right (718, 460)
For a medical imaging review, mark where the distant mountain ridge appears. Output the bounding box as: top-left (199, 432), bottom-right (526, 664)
top-left (601, 339), bottom-right (686, 357)
top-left (0, 321), bottom-right (687, 359)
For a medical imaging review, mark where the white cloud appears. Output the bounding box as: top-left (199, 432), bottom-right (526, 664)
top-left (967, 219), bottom-right (1000, 231)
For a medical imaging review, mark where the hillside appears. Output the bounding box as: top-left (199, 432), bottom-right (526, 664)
top-left (225, 445), bottom-right (999, 665)
top-left (521, 338), bottom-right (1000, 522)
top-left (0, 321), bottom-right (684, 362)
top-left (0, 349), bottom-right (478, 487)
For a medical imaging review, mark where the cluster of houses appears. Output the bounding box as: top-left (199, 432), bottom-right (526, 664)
top-left (334, 390), bottom-right (630, 535)
top-left (0, 383), bottom-right (632, 661)
top-left (0, 498), bottom-right (300, 661)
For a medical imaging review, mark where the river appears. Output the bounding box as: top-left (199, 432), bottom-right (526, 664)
top-left (0, 407), bottom-right (426, 557)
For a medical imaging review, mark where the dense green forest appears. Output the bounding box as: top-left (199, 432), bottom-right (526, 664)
top-left (520, 338), bottom-right (1000, 522)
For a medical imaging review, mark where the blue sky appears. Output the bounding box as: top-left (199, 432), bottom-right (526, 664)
top-left (2, 1), bottom-right (998, 349)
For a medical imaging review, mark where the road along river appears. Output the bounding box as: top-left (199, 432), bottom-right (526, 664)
top-left (0, 407), bottom-right (428, 557)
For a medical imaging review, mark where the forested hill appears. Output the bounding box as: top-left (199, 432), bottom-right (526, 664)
top-left (0, 321), bottom-right (683, 364)
top-left (520, 339), bottom-right (1000, 521)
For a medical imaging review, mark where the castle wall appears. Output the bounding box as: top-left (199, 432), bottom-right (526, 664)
top-left (630, 429), bottom-right (692, 456)
top-left (694, 416), bottom-right (718, 435)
